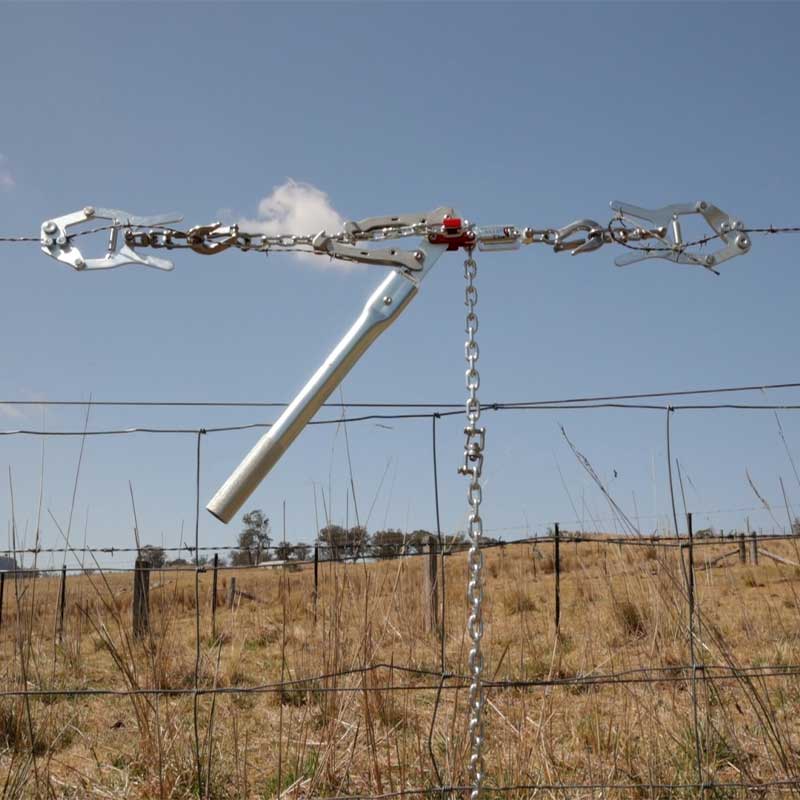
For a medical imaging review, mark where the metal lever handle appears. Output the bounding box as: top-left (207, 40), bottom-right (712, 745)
top-left (343, 207), bottom-right (453, 237)
top-left (207, 237), bottom-right (448, 523)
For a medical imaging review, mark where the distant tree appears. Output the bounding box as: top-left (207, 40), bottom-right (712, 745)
top-left (318, 525), bottom-right (369, 560)
top-left (442, 533), bottom-right (466, 553)
top-left (793, 517), bottom-right (800, 536)
top-left (407, 530), bottom-right (434, 554)
top-left (347, 526), bottom-right (369, 559)
top-left (318, 524), bottom-right (347, 560)
top-left (291, 543), bottom-right (311, 561)
top-left (371, 529), bottom-right (406, 559)
top-left (140, 544), bottom-right (166, 568)
top-left (166, 557), bottom-right (189, 567)
top-left (230, 509), bottom-right (271, 565)
top-left (275, 540), bottom-right (293, 561)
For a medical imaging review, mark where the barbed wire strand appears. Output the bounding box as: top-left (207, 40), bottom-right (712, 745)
top-left (5, 528), bottom-right (800, 562)
top-left (3, 378), bottom-right (800, 408)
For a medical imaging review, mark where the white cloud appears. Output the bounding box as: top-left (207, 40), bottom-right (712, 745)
top-left (240, 180), bottom-right (350, 269)
top-left (0, 404), bottom-right (23, 419)
top-left (0, 392), bottom-right (47, 420)
top-left (0, 154), bottom-right (15, 190)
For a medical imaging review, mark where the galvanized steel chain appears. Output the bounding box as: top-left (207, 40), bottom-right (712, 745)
top-left (457, 247), bottom-right (486, 799)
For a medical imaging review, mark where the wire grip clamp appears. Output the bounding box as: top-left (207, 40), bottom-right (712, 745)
top-left (610, 200), bottom-right (751, 272)
top-left (40, 206), bottom-right (183, 271)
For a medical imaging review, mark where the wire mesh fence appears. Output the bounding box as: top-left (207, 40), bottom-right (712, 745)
top-left (2, 386), bottom-right (800, 798)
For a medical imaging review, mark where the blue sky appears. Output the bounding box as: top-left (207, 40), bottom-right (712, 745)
top-left (2, 2), bottom-right (800, 569)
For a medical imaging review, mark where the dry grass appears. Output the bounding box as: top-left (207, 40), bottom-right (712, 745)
top-left (1, 538), bottom-right (800, 799)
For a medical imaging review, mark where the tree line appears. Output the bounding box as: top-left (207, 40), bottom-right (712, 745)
top-left (137, 508), bottom-right (490, 568)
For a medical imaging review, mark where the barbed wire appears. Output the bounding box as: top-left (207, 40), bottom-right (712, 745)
top-left (1, 662), bottom-right (799, 700)
top-left (4, 217), bottom-right (800, 270)
top-left (610, 221), bottom-right (800, 253)
top-left (2, 377), bottom-right (800, 408)
top-left (4, 399), bottom-right (800, 439)
top-left (2, 530), bottom-right (799, 563)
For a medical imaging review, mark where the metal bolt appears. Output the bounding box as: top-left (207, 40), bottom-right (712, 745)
top-left (43, 221), bottom-right (57, 234)
top-left (705, 255), bottom-right (716, 266)
top-left (42, 236), bottom-right (53, 247)
top-left (413, 250), bottom-right (425, 263)
top-left (83, 206), bottom-right (95, 217)
top-left (720, 221), bottom-right (730, 232)
top-left (737, 234), bottom-right (751, 250)
top-left (697, 201), bottom-right (708, 211)
top-left (382, 296), bottom-right (392, 306)
top-left (56, 235), bottom-right (67, 246)
top-left (74, 257), bottom-right (86, 269)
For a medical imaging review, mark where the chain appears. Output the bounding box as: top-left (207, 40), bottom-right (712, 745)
top-left (457, 249), bottom-right (486, 800)
top-left (123, 226), bottom-right (318, 254)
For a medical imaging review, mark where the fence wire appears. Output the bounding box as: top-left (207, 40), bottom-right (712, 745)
top-left (2, 382), bottom-right (800, 798)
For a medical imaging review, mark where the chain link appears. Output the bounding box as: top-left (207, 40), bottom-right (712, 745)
top-left (457, 249), bottom-right (486, 800)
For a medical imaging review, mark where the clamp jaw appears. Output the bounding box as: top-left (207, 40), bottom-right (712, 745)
top-left (610, 200), bottom-right (751, 272)
top-left (40, 206), bottom-right (182, 271)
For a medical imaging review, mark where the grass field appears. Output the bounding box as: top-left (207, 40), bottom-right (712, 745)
top-left (2, 536), bottom-right (800, 799)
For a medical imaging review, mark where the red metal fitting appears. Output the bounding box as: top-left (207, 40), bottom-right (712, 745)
top-left (428, 216), bottom-right (476, 251)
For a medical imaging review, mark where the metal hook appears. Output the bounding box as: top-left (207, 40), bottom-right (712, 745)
top-left (553, 219), bottom-right (605, 255)
top-left (186, 223), bottom-right (239, 255)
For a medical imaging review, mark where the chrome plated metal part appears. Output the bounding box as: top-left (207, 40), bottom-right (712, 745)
top-left (312, 232), bottom-right (427, 272)
top-left (40, 207), bottom-right (182, 271)
top-left (458, 250), bottom-right (486, 800)
top-left (611, 200), bottom-right (751, 270)
top-left (343, 207), bottom-right (453, 239)
top-left (207, 236), bottom-right (448, 523)
top-left (553, 219), bottom-right (606, 254)
top-left (475, 225), bottom-right (521, 252)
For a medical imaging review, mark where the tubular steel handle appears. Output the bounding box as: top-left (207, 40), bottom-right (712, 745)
top-left (206, 238), bottom-right (447, 523)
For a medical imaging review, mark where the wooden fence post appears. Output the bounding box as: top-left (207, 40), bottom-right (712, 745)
top-left (211, 553), bottom-right (219, 639)
top-left (0, 571), bottom-right (5, 634)
top-left (227, 576), bottom-right (237, 609)
top-left (56, 564), bottom-right (67, 644)
top-left (750, 530), bottom-right (759, 565)
top-left (423, 536), bottom-right (439, 635)
top-left (738, 532), bottom-right (746, 564)
top-left (133, 557), bottom-right (151, 639)
top-left (554, 523), bottom-right (561, 633)
top-left (685, 512), bottom-right (695, 613)
top-left (313, 543), bottom-right (319, 625)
